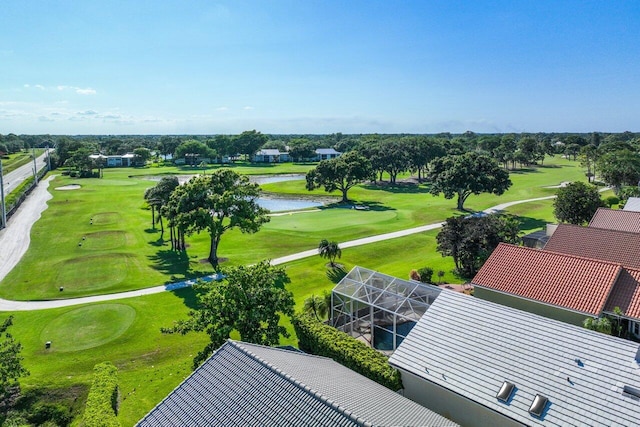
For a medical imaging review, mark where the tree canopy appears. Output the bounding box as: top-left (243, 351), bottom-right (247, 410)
top-left (164, 170), bottom-right (269, 265)
top-left (553, 181), bottom-right (604, 225)
top-left (163, 261), bottom-right (294, 367)
top-left (428, 152), bottom-right (512, 210)
top-left (436, 214), bottom-right (520, 277)
top-left (306, 151), bottom-right (372, 202)
top-left (0, 316), bottom-right (29, 406)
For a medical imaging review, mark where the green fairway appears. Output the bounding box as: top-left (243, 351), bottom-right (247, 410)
top-left (1, 157), bottom-right (586, 300)
top-left (40, 304), bottom-right (136, 352)
top-left (0, 156), bottom-right (594, 425)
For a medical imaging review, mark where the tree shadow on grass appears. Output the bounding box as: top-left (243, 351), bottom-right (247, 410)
top-left (169, 286), bottom-right (201, 310)
top-left (148, 249), bottom-right (194, 277)
top-left (517, 215), bottom-right (548, 232)
top-left (322, 201), bottom-right (395, 212)
top-left (361, 181), bottom-right (431, 194)
top-left (326, 266), bottom-right (347, 283)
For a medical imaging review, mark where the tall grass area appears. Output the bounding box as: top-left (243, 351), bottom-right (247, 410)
top-left (0, 156), bottom-right (591, 425)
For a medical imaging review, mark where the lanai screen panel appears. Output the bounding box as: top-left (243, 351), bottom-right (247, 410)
top-left (331, 266), bottom-right (441, 351)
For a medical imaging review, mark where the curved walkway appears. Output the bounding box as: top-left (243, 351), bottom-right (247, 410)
top-left (0, 177), bottom-right (560, 311)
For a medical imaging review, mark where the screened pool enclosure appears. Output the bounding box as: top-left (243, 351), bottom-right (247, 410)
top-left (330, 266), bottom-right (442, 352)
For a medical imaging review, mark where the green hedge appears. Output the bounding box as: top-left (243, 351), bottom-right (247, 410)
top-left (82, 362), bottom-right (120, 427)
top-left (292, 314), bottom-right (402, 390)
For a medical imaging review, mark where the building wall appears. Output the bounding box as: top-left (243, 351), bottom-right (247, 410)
top-left (474, 287), bottom-right (587, 326)
top-left (398, 369), bottom-right (523, 427)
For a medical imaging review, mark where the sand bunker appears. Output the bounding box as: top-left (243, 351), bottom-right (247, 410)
top-left (55, 184), bottom-right (81, 190)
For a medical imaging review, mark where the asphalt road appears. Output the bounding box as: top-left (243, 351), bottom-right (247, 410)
top-left (1, 152), bottom-right (49, 195)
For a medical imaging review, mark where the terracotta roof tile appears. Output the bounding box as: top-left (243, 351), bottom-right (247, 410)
top-left (472, 243), bottom-right (621, 316)
top-left (544, 223), bottom-right (640, 269)
top-left (589, 208), bottom-right (640, 233)
top-left (605, 268), bottom-right (640, 320)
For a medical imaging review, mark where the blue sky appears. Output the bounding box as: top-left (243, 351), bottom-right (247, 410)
top-left (1, 1), bottom-right (639, 135)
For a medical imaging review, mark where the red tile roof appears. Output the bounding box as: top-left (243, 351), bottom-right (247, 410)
top-left (472, 243), bottom-right (622, 316)
top-left (605, 268), bottom-right (640, 320)
top-left (589, 208), bottom-right (640, 233)
top-left (544, 224), bottom-right (640, 269)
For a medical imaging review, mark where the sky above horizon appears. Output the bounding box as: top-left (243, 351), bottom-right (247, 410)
top-left (1, 1), bottom-right (639, 135)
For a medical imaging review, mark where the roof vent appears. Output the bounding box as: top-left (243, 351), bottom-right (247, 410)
top-left (623, 385), bottom-right (640, 399)
top-left (528, 394), bottom-right (548, 418)
top-left (496, 381), bottom-right (515, 403)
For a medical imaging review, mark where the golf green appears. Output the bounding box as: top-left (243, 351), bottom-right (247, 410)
top-left (40, 304), bottom-right (136, 352)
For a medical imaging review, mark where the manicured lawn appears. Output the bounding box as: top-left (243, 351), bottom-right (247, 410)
top-left (1, 157), bottom-right (585, 300)
top-left (0, 156), bottom-right (594, 425)
top-left (9, 290), bottom-right (208, 426)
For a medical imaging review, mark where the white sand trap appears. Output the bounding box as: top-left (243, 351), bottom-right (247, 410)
top-left (55, 184), bottom-right (81, 190)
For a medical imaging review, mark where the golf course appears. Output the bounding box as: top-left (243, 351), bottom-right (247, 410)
top-left (0, 157), bottom-right (593, 425)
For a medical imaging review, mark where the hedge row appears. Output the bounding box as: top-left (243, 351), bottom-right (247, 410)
top-left (292, 313), bottom-right (402, 390)
top-left (82, 362), bottom-right (120, 427)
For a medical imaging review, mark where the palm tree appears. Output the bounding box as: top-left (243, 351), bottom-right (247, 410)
top-left (318, 239), bottom-right (342, 267)
top-left (303, 293), bottom-right (330, 321)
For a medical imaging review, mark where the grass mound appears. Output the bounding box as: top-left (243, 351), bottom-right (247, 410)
top-left (82, 231), bottom-right (128, 251)
top-left (40, 304), bottom-right (136, 352)
top-left (91, 212), bottom-right (121, 226)
top-left (55, 254), bottom-right (133, 296)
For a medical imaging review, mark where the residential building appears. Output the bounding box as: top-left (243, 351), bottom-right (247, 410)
top-left (623, 197), bottom-right (640, 212)
top-left (252, 149), bottom-right (290, 163)
top-left (315, 148), bottom-right (341, 161)
top-left (89, 153), bottom-right (136, 167)
top-left (389, 290), bottom-right (640, 427)
top-left (137, 340), bottom-right (457, 427)
top-left (588, 207), bottom-right (640, 233)
top-left (472, 243), bottom-right (621, 325)
top-left (544, 223), bottom-right (640, 269)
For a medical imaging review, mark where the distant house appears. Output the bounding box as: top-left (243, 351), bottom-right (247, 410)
top-left (389, 290), bottom-right (640, 427)
top-left (252, 149), bottom-right (290, 163)
top-left (315, 148), bottom-right (341, 161)
top-left (623, 197), bottom-right (640, 212)
top-left (136, 340), bottom-right (456, 427)
top-left (588, 207), bottom-right (640, 233)
top-left (89, 153), bottom-right (135, 167)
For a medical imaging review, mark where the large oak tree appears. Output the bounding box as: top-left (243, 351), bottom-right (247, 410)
top-left (428, 152), bottom-right (512, 210)
top-left (165, 170), bottom-right (269, 265)
top-left (305, 151), bottom-right (373, 203)
top-left (163, 261), bottom-right (294, 367)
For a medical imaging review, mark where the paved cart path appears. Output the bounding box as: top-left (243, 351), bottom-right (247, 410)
top-left (0, 179), bottom-right (557, 311)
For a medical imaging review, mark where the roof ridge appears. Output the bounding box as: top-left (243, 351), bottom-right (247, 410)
top-left (228, 340), bottom-right (373, 427)
top-left (497, 242), bottom-right (625, 268)
top-left (557, 222), bottom-right (640, 238)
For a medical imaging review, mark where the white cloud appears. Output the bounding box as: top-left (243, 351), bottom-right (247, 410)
top-left (243, 106), bottom-right (254, 110)
top-left (34, 84), bottom-right (45, 90)
top-left (77, 110), bottom-right (98, 116)
top-left (76, 88), bottom-right (96, 95)
top-left (216, 106), bottom-right (228, 111)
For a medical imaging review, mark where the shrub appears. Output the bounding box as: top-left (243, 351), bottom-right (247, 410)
top-left (292, 314), bottom-right (402, 390)
top-left (606, 196), bottom-right (620, 208)
top-left (27, 402), bottom-right (72, 426)
top-left (417, 267), bottom-right (434, 284)
top-left (82, 362), bottom-right (119, 427)
top-left (409, 269), bottom-right (420, 281)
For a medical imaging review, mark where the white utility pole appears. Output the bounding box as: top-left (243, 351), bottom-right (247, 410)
top-left (0, 159), bottom-right (6, 229)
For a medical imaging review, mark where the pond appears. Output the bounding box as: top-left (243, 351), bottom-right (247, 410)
top-left (258, 197), bottom-right (323, 212)
top-left (142, 174), bottom-right (322, 212)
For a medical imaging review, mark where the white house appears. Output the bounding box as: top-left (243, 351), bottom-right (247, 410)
top-left (315, 148), bottom-right (341, 161)
top-left (89, 153), bottom-right (136, 167)
top-left (252, 149), bottom-right (290, 163)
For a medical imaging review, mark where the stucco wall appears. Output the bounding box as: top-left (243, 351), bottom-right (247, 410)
top-left (474, 287), bottom-right (587, 326)
top-left (398, 369), bottom-right (523, 427)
